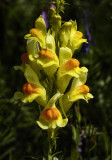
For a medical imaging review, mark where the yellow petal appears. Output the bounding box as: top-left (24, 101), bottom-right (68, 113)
top-left (56, 59), bottom-right (81, 93)
top-left (24, 28), bottom-right (45, 48)
top-left (37, 49), bottom-right (59, 77)
top-left (35, 15), bottom-right (47, 37)
top-left (57, 118), bottom-right (68, 127)
top-left (59, 21), bottom-right (72, 47)
top-left (26, 39), bottom-right (39, 60)
top-left (59, 47), bottom-right (72, 65)
top-left (36, 120), bottom-right (49, 130)
top-left (46, 32), bottom-right (56, 53)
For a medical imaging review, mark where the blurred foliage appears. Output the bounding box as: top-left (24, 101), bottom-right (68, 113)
top-left (0, 0), bottom-right (112, 159)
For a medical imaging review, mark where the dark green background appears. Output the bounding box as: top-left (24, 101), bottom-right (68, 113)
top-left (0, 0), bottom-right (112, 159)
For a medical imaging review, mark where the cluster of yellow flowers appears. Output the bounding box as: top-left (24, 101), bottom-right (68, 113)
top-left (14, 6), bottom-right (93, 130)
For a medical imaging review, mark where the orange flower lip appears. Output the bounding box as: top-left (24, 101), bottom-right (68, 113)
top-left (41, 108), bottom-right (61, 121)
top-left (22, 83), bottom-right (38, 95)
top-left (64, 58), bottom-right (80, 70)
top-left (76, 31), bottom-right (83, 39)
top-left (29, 28), bottom-right (41, 37)
top-left (21, 53), bottom-right (29, 64)
top-left (76, 85), bottom-right (89, 94)
top-left (39, 49), bottom-right (55, 59)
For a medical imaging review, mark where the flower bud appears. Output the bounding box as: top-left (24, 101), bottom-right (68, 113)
top-left (48, 8), bottom-right (56, 20)
top-left (60, 22), bottom-right (72, 47)
top-left (52, 15), bottom-right (61, 33)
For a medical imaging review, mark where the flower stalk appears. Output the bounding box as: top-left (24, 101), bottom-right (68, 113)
top-left (48, 129), bottom-right (54, 160)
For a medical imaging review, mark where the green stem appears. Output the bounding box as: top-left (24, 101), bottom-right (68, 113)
top-left (55, 32), bottom-right (59, 57)
top-left (47, 129), bottom-right (54, 160)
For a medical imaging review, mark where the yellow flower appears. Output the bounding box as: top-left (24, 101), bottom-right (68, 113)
top-left (60, 72), bottom-right (93, 113)
top-left (14, 52), bottom-right (41, 80)
top-left (68, 21), bottom-right (87, 52)
top-left (23, 16), bottom-right (58, 78)
top-left (24, 15), bottom-right (46, 48)
top-left (25, 28), bottom-right (46, 48)
top-left (37, 49), bottom-right (59, 77)
top-left (14, 64), bottom-right (46, 106)
top-left (24, 16), bottom-right (56, 54)
top-left (59, 20), bottom-right (87, 53)
top-left (37, 92), bottom-right (68, 129)
top-left (59, 21), bottom-right (72, 47)
top-left (56, 58), bottom-right (88, 93)
top-left (69, 30), bottom-right (87, 52)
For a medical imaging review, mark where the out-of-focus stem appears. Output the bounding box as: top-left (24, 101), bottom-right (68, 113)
top-left (47, 129), bottom-right (54, 160)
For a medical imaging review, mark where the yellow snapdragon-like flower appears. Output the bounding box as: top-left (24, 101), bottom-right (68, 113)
top-left (60, 21), bottom-right (72, 47)
top-left (37, 92), bottom-right (68, 129)
top-left (24, 16), bottom-right (46, 48)
top-left (14, 64), bottom-right (46, 106)
top-left (68, 21), bottom-right (87, 52)
top-left (60, 71), bottom-right (93, 112)
top-left (23, 15), bottom-right (58, 78)
top-left (37, 49), bottom-right (59, 77)
top-left (59, 20), bottom-right (87, 53)
top-left (14, 52), bottom-right (41, 80)
top-left (56, 58), bottom-right (88, 93)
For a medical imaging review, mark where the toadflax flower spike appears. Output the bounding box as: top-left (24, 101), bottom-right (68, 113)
top-left (61, 71), bottom-right (93, 113)
top-left (14, 64), bottom-right (46, 106)
top-left (56, 58), bottom-right (88, 93)
top-left (37, 92), bottom-right (68, 129)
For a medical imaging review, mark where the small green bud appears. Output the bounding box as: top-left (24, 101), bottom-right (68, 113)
top-left (48, 8), bottom-right (56, 20)
top-left (59, 21), bottom-right (72, 47)
top-left (62, 21), bottom-right (72, 28)
top-left (52, 14), bottom-right (61, 33)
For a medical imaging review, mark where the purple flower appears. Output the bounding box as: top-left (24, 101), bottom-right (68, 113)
top-left (41, 4), bottom-right (55, 29)
top-left (50, 4), bottom-right (55, 9)
top-left (81, 43), bottom-right (90, 55)
top-left (82, 10), bottom-right (95, 55)
top-left (82, 24), bottom-right (94, 55)
top-left (41, 11), bottom-right (49, 29)
top-left (79, 141), bottom-right (83, 146)
top-left (78, 147), bottom-right (82, 152)
top-left (81, 129), bottom-right (85, 135)
top-left (86, 24), bottom-right (92, 42)
top-left (83, 135), bottom-right (87, 139)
